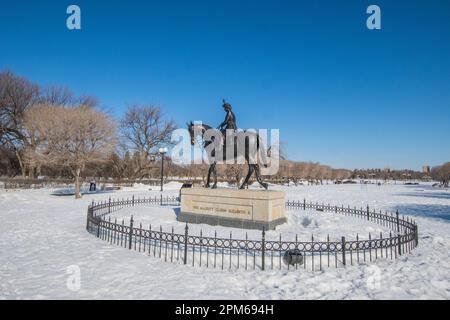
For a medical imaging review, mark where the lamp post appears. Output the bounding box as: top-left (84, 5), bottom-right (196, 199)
top-left (159, 147), bottom-right (168, 191)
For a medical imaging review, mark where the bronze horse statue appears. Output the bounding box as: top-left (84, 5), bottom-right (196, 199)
top-left (187, 121), bottom-right (269, 190)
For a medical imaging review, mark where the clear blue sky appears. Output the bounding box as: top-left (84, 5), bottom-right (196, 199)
top-left (1, 0), bottom-right (449, 170)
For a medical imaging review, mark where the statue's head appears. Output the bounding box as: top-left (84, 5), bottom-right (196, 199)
top-left (222, 99), bottom-right (232, 111)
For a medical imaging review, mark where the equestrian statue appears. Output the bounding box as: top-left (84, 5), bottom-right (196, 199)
top-left (187, 100), bottom-right (270, 190)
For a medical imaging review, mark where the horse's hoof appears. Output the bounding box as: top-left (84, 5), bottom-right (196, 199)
top-left (212, 185), bottom-right (217, 189)
top-left (262, 183), bottom-right (268, 190)
top-left (205, 184), bottom-right (210, 188)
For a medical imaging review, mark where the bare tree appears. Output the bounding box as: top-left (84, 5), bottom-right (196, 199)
top-left (0, 145), bottom-right (21, 176)
top-left (108, 151), bottom-right (129, 179)
top-left (0, 71), bottom-right (40, 177)
top-left (431, 162), bottom-right (450, 187)
top-left (1, 71), bottom-right (101, 178)
top-left (39, 86), bottom-right (98, 108)
top-left (120, 105), bottom-right (175, 179)
top-left (22, 104), bottom-right (51, 177)
top-left (78, 94), bottom-right (98, 109)
top-left (38, 86), bottom-right (74, 106)
top-left (28, 104), bottom-right (116, 198)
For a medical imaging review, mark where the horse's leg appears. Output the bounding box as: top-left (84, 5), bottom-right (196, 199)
top-left (240, 164), bottom-right (255, 189)
top-left (212, 162), bottom-right (218, 189)
top-left (254, 164), bottom-right (268, 190)
top-left (205, 164), bottom-right (214, 188)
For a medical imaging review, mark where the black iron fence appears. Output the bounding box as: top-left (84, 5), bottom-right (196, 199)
top-left (86, 195), bottom-right (419, 271)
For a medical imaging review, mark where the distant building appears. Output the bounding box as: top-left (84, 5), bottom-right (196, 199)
top-left (422, 165), bottom-right (431, 174)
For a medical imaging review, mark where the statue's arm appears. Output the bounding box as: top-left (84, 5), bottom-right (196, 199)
top-left (218, 115), bottom-right (228, 129)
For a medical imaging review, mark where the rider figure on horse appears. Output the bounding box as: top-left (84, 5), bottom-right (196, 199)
top-left (218, 99), bottom-right (236, 136)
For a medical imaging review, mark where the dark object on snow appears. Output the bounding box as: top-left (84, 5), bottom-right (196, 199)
top-left (283, 249), bottom-right (304, 266)
top-left (89, 179), bottom-right (96, 191)
top-left (181, 183), bottom-right (193, 189)
top-left (179, 183), bottom-right (193, 200)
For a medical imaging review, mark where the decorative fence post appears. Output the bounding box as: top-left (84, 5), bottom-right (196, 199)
top-left (396, 210), bottom-right (400, 233)
top-left (108, 197), bottom-right (111, 213)
top-left (129, 215), bottom-right (134, 250)
top-left (341, 236), bottom-right (346, 266)
top-left (397, 234), bottom-right (402, 256)
top-left (415, 225), bottom-right (419, 246)
top-left (132, 195), bottom-right (135, 207)
top-left (86, 208), bottom-right (90, 231)
top-left (160, 194), bottom-right (163, 206)
top-left (367, 205), bottom-right (370, 220)
top-left (303, 198), bottom-right (306, 210)
top-left (97, 219), bottom-right (100, 238)
top-left (184, 223), bottom-right (188, 265)
top-left (261, 227), bottom-right (266, 271)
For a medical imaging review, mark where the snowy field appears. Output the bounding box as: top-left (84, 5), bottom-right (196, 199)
top-left (1, 182), bottom-right (449, 299)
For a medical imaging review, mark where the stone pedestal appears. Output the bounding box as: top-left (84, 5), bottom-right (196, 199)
top-left (178, 188), bottom-right (286, 230)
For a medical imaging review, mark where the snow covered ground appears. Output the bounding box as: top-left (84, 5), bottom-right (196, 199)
top-left (1, 182), bottom-right (449, 299)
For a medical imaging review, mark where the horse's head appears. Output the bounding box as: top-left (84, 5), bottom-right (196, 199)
top-left (187, 121), bottom-right (196, 145)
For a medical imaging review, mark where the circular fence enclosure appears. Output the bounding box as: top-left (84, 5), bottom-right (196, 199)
top-left (86, 196), bottom-right (419, 272)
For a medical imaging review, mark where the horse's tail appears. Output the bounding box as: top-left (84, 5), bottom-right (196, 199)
top-left (257, 134), bottom-right (270, 168)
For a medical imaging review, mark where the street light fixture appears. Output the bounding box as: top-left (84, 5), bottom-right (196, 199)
top-left (159, 147), bottom-right (168, 191)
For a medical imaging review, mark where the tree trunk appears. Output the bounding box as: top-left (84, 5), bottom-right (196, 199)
top-left (74, 167), bottom-right (82, 199)
top-left (15, 150), bottom-right (26, 178)
top-left (29, 165), bottom-right (37, 179)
